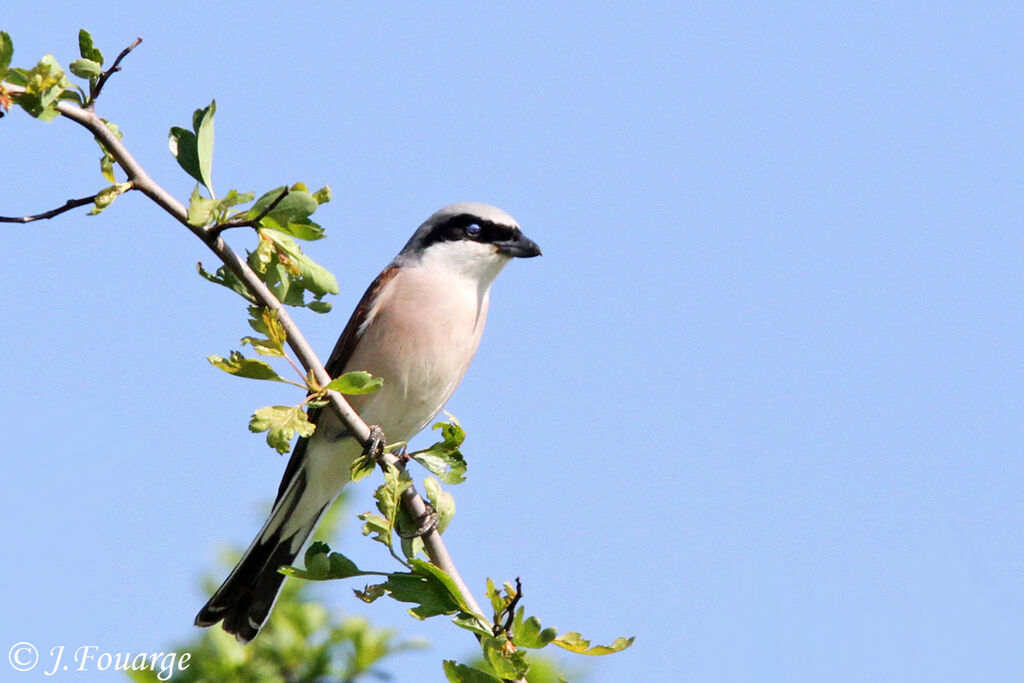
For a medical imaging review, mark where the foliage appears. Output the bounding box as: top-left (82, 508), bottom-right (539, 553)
top-left (126, 500), bottom-right (428, 683)
top-left (284, 461), bottom-right (632, 680)
top-left (1, 28), bottom-right (634, 682)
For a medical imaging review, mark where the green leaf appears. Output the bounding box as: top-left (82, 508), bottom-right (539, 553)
top-left (250, 232), bottom-right (276, 273)
top-left (312, 185), bottom-right (332, 205)
top-left (485, 578), bottom-right (505, 619)
top-left (95, 120), bottom-right (122, 184)
top-left (241, 306), bottom-right (287, 357)
top-left (250, 228), bottom-right (338, 311)
top-left (411, 449), bottom-right (468, 485)
top-left (207, 350), bottom-right (284, 381)
top-left (307, 300), bottom-right (333, 313)
top-left (358, 512), bottom-right (393, 550)
top-left (328, 550), bottom-right (364, 579)
top-left (69, 58), bottom-right (101, 79)
top-left (263, 219), bottom-right (325, 241)
top-left (0, 31), bottom-right (13, 77)
top-left (249, 186), bottom-right (317, 223)
top-left (450, 612), bottom-right (492, 638)
top-left (378, 568), bottom-right (461, 620)
top-left (326, 371), bottom-right (383, 395)
top-left (377, 466), bottom-right (412, 521)
top-left (354, 583), bottom-right (387, 603)
top-left (78, 29), bottom-right (104, 65)
top-left (197, 262), bottom-right (256, 303)
top-left (4, 67), bottom-right (27, 87)
top-left (408, 558), bottom-right (477, 615)
top-left (304, 541), bottom-right (331, 578)
top-left (57, 86), bottom-right (84, 105)
top-left (196, 99), bottom-right (216, 196)
top-left (168, 127), bottom-right (200, 186)
top-left (187, 185), bottom-right (220, 226)
top-left (551, 632), bottom-right (635, 656)
top-left (247, 186), bottom-right (328, 241)
top-left (443, 661), bottom-right (502, 683)
top-left (218, 188), bottom-right (255, 208)
top-left (169, 100), bottom-right (215, 194)
top-left (512, 608), bottom-right (558, 649)
top-left (249, 404), bottom-right (315, 454)
top-left (283, 541), bottom-right (369, 583)
top-left (16, 54), bottom-right (69, 120)
top-left (350, 454), bottom-right (376, 482)
top-left (410, 415), bottom-right (467, 484)
top-left (99, 151), bottom-right (115, 183)
top-left (481, 636), bottom-right (529, 679)
top-left (358, 465), bottom-right (414, 554)
top-left (88, 182), bottom-right (131, 215)
top-left (240, 335), bottom-right (285, 357)
top-left (424, 476), bottom-right (455, 534)
top-left (247, 186), bottom-right (289, 215)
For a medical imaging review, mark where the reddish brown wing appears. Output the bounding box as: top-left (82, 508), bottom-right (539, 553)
top-left (273, 264), bottom-right (400, 504)
top-left (321, 264), bottom-right (400, 378)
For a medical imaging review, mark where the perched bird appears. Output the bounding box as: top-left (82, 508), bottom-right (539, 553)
top-left (196, 202), bottom-right (541, 642)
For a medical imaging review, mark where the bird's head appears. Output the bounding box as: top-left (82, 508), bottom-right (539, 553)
top-left (396, 202), bottom-right (541, 283)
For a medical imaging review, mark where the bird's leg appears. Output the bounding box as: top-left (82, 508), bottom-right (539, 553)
top-left (364, 424), bottom-right (386, 461)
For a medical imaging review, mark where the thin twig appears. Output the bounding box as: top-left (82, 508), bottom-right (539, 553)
top-left (87, 37), bottom-right (142, 110)
top-left (0, 193), bottom-right (99, 223)
top-left (500, 577), bottom-right (524, 638)
top-left (209, 187), bottom-right (289, 236)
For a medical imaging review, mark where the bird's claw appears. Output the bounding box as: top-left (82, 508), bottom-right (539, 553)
top-left (396, 502), bottom-right (439, 539)
top-left (364, 425), bottom-right (386, 460)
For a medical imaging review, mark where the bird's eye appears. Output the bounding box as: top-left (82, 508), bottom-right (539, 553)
top-left (465, 223), bottom-right (482, 238)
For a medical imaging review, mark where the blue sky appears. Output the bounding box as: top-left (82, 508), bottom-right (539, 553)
top-left (2, 3), bottom-right (1023, 681)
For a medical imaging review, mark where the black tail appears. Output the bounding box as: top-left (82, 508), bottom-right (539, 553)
top-left (195, 470), bottom-right (327, 643)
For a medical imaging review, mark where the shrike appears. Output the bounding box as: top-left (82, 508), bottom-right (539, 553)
top-left (195, 202), bottom-right (541, 642)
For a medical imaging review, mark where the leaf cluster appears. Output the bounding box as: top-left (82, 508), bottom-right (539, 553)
top-left (168, 100), bottom-right (339, 313)
top-left (1, 30), bottom-right (133, 215)
top-left (128, 499), bottom-right (427, 683)
top-left (195, 181), bottom-right (338, 312)
top-left (206, 304), bottom-right (383, 453)
top-left (283, 467), bottom-right (484, 625)
top-left (288, 461), bottom-right (632, 681)
top-left (1, 47), bottom-right (70, 121)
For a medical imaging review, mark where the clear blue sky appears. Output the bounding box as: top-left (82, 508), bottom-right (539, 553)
top-left (2, 3), bottom-right (1023, 681)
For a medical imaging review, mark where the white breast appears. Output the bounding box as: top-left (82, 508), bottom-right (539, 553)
top-left (342, 253), bottom-right (498, 442)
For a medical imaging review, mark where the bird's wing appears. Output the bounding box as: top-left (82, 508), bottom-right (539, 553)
top-left (274, 264), bottom-right (401, 504)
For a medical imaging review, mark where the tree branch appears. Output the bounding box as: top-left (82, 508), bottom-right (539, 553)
top-left (6, 79), bottom-right (487, 623)
top-left (0, 193), bottom-right (101, 223)
top-left (87, 37), bottom-right (142, 109)
top-left (499, 577), bottom-right (523, 638)
top-left (208, 186), bottom-right (289, 236)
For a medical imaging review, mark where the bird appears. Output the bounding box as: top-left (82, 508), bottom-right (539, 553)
top-left (195, 202), bottom-right (541, 643)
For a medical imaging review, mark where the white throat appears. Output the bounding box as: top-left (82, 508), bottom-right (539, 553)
top-left (413, 240), bottom-right (511, 293)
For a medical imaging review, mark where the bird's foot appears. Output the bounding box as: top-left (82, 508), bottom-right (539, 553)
top-left (396, 502), bottom-right (438, 539)
top-left (364, 425), bottom-right (386, 460)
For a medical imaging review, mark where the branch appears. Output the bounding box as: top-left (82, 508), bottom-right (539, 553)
top-left (87, 37), bottom-right (142, 109)
top-left (208, 186), bottom-right (289, 236)
top-left (499, 577), bottom-right (523, 638)
top-left (23, 83), bottom-right (486, 622)
top-left (0, 193), bottom-right (100, 223)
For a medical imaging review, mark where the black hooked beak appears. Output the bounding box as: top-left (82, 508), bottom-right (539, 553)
top-left (497, 233), bottom-right (542, 258)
